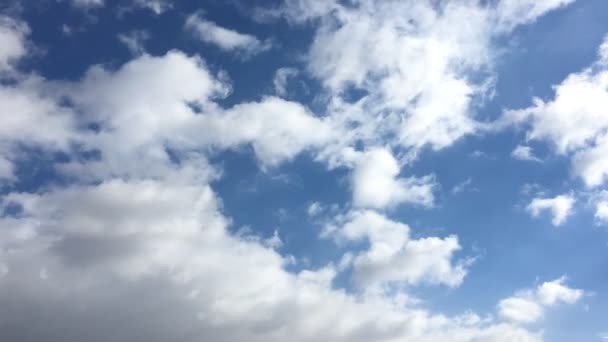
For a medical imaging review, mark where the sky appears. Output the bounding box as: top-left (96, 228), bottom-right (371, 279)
top-left (0, 0), bottom-right (607, 341)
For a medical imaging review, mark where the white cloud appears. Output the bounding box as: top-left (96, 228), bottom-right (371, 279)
top-left (536, 276), bottom-right (585, 305)
top-left (498, 277), bottom-right (584, 324)
top-left (498, 297), bottom-right (544, 324)
top-left (512, 145), bottom-right (541, 162)
top-left (199, 98), bottom-right (332, 167)
top-left (273, 67), bottom-right (298, 97)
top-left (452, 178), bottom-right (475, 194)
top-left (307, 201), bottom-right (323, 217)
top-left (185, 13), bottom-right (270, 55)
top-left (494, 0), bottom-right (576, 31)
top-left (503, 34), bottom-right (608, 187)
top-left (69, 0), bottom-right (170, 13)
top-left (351, 148), bottom-right (435, 209)
top-left (596, 201), bottom-right (608, 224)
top-left (600, 36), bottom-right (608, 63)
top-left (0, 177), bottom-right (541, 341)
top-left (0, 18), bottom-right (75, 179)
top-left (264, 0), bottom-right (575, 159)
top-left (0, 47), bottom-right (541, 342)
top-left (0, 155), bottom-right (14, 180)
top-left (303, 2), bottom-right (484, 151)
top-left (133, 0), bottom-right (171, 14)
top-left (264, 230), bottom-right (284, 249)
top-left (0, 16), bottom-right (28, 72)
top-left (0, 82), bottom-right (76, 181)
top-left (0, 8), bottom-right (581, 342)
top-left (58, 51), bottom-right (332, 175)
top-left (592, 191), bottom-right (608, 225)
top-left (118, 30), bottom-right (150, 56)
top-left (69, 0), bottom-right (104, 8)
top-left (255, 0), bottom-right (575, 211)
top-left (333, 210), bottom-right (470, 288)
top-left (0, 145), bottom-right (539, 342)
top-left (572, 133), bottom-right (608, 187)
top-left (0, 84), bottom-right (74, 147)
top-left (504, 65), bottom-right (608, 154)
top-left (498, 297), bottom-right (544, 323)
top-left (469, 150), bottom-right (491, 159)
top-left (264, 0), bottom-right (339, 24)
top-left (526, 194), bottom-right (575, 226)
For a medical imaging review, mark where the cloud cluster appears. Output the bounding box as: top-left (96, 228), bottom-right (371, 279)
top-left (498, 277), bottom-right (584, 324)
top-left (526, 194), bottom-right (575, 226)
top-left (0, 17), bottom-right (76, 181)
top-left (132, 0), bottom-right (171, 14)
top-left (351, 149), bottom-right (435, 209)
top-left (0, 1), bottom-right (589, 341)
top-left (512, 145), bottom-right (541, 162)
top-left (592, 191), bottom-right (608, 225)
top-left (330, 210), bottom-right (469, 289)
top-left (493, 0), bottom-right (575, 31)
top-left (505, 34), bottom-right (608, 188)
top-left (0, 15), bottom-right (27, 73)
top-left (69, 0), bottom-right (104, 9)
top-left (504, 34), bottom-right (608, 224)
top-left (0, 174), bottom-right (537, 341)
top-left (263, 0), bottom-right (578, 209)
top-left (273, 67), bottom-right (298, 97)
top-left (69, 0), bottom-right (171, 13)
top-left (186, 13), bottom-right (271, 56)
top-left (118, 30), bottom-right (150, 56)
top-left (275, 0), bottom-right (574, 151)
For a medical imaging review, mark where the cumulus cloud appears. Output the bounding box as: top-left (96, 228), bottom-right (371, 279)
top-left (56, 51), bottom-right (332, 175)
top-left (526, 194), bottom-right (575, 226)
top-left (69, 0), bottom-right (171, 13)
top-left (118, 30), bottom-right (150, 56)
top-left (596, 201), bottom-right (608, 224)
top-left (302, 1), bottom-right (484, 151)
top-left (0, 16), bottom-right (28, 72)
top-left (351, 148), bottom-right (435, 209)
top-left (69, 0), bottom-right (104, 8)
top-left (333, 210), bottom-right (471, 289)
top-left (503, 61), bottom-right (608, 154)
top-left (133, 0), bottom-right (171, 14)
top-left (253, 0), bottom-right (578, 212)
top-left (572, 134), bottom-right (608, 188)
top-left (592, 191), bottom-right (608, 225)
top-left (185, 13), bottom-right (271, 56)
top-left (263, 0), bottom-right (576, 158)
top-left (512, 145), bottom-right (541, 162)
top-left (0, 81), bottom-right (75, 147)
top-left (307, 201), bottom-right (323, 217)
top-left (0, 177), bottom-right (541, 341)
top-left (499, 297), bottom-right (544, 324)
top-left (0, 52), bottom-right (542, 341)
top-left (452, 178), bottom-right (476, 194)
top-left (0, 5), bottom-right (584, 342)
top-left (273, 67), bottom-right (298, 97)
top-left (0, 155), bottom-right (13, 179)
top-left (494, 0), bottom-right (576, 31)
top-left (503, 34), bottom-right (608, 187)
top-left (600, 37), bottom-right (608, 63)
top-left (498, 277), bottom-right (584, 324)
top-left (199, 98), bottom-right (332, 167)
top-left (0, 17), bottom-right (76, 180)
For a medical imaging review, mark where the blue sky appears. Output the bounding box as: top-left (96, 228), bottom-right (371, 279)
top-left (0, 1), bottom-right (607, 341)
